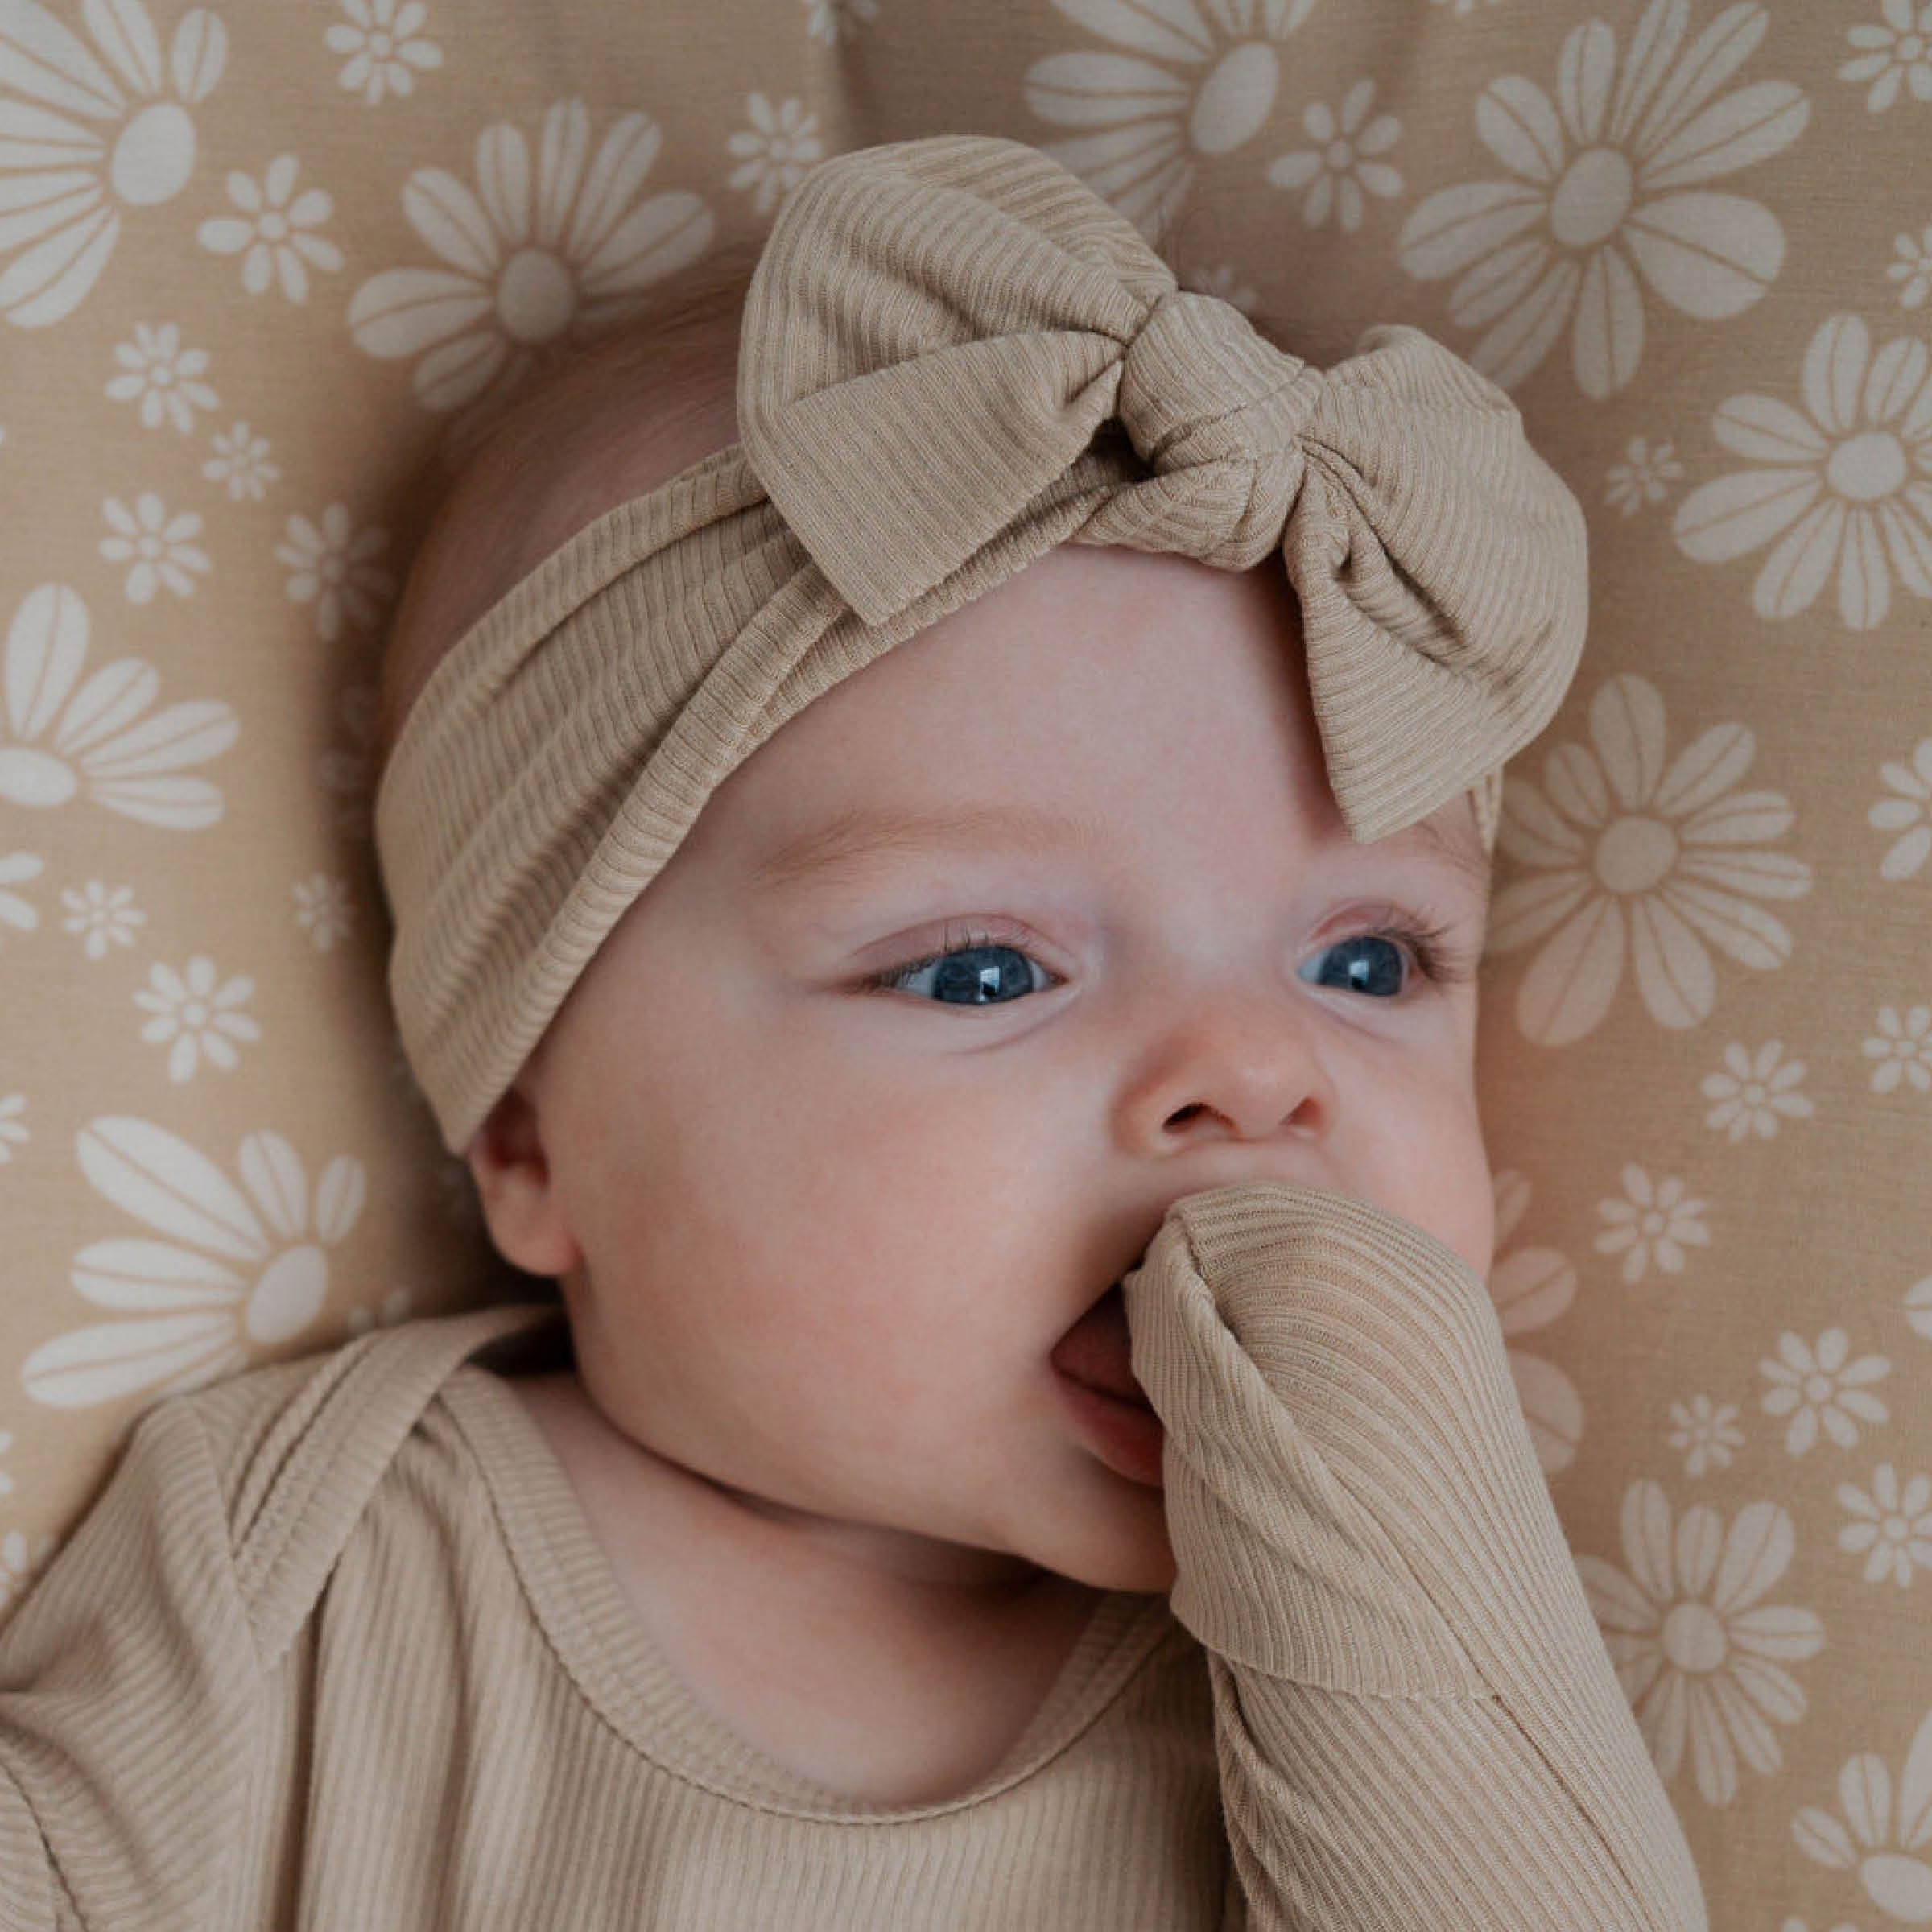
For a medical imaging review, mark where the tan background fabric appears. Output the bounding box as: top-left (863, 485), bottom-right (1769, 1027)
top-left (0, 1), bottom-right (1926, 1924)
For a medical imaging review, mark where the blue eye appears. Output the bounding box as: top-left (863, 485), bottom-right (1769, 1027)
top-left (864, 929), bottom-right (1055, 1006)
top-left (1295, 932), bottom-right (1410, 998)
top-left (862, 918), bottom-right (1468, 1009)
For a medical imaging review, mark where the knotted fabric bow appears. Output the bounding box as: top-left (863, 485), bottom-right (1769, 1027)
top-left (374, 133), bottom-right (1588, 1157)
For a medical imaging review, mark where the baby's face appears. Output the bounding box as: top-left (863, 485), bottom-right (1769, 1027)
top-left (481, 543), bottom-right (1494, 1598)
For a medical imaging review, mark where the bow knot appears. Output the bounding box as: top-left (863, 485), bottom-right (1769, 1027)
top-left (1114, 287), bottom-right (1320, 571)
top-left (1117, 288), bottom-right (1315, 473)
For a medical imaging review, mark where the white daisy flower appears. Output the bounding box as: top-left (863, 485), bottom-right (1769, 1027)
top-left (1485, 1167), bottom-right (1584, 1475)
top-left (1023, 0), bottom-right (1318, 242)
top-left (0, 584), bottom-right (237, 828)
top-left (1604, 435), bottom-right (1684, 515)
top-left (198, 154), bottom-right (342, 303)
top-left (275, 506), bottom-right (394, 642)
top-left (133, 953), bottom-right (260, 1082)
top-left (1700, 1039), bottom-right (1812, 1141)
top-left (1484, 672), bottom-right (1811, 1045)
top-left (1872, 735), bottom-right (1932, 877)
top-left (60, 880), bottom-right (145, 960)
top-left (105, 322), bottom-right (217, 432)
top-left (1839, 0), bottom-right (1932, 112)
top-left (99, 493), bottom-right (210, 603)
top-left (725, 93), bottom-right (822, 216)
top-left (1837, 1463), bottom-right (1932, 1585)
top-left (0, 0), bottom-right (227, 326)
top-left (1759, 1328), bottom-right (1890, 1455)
top-left (1666, 1394), bottom-right (1744, 1476)
top-left (1179, 262), bottom-right (1261, 314)
top-left (1576, 1480), bottom-right (1823, 1806)
top-left (1793, 1707), bottom-right (1932, 1919)
top-left (325, 0), bottom-right (442, 106)
top-left (1594, 1162), bottom-right (1711, 1285)
top-left (202, 421), bottom-right (278, 501)
top-left (19, 1118), bottom-right (367, 1410)
top-left (1674, 313), bottom-right (1932, 631)
top-left (1265, 78), bottom-right (1402, 233)
top-left (1864, 1001), bottom-right (1932, 1092)
top-left (1397, 0), bottom-right (1808, 396)
top-left (348, 99), bottom-right (714, 413)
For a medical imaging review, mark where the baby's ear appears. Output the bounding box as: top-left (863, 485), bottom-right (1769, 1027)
top-left (464, 1084), bottom-right (582, 1278)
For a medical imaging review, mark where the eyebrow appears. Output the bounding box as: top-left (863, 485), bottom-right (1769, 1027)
top-left (751, 798), bottom-right (1492, 906)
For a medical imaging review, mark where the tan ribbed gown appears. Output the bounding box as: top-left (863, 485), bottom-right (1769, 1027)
top-left (0, 1182), bottom-right (1707, 1929)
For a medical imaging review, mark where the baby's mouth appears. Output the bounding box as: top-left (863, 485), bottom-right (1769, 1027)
top-left (1048, 1281), bottom-right (1152, 1409)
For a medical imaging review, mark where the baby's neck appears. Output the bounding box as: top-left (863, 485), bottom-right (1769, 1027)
top-left (506, 1367), bottom-right (1107, 1806)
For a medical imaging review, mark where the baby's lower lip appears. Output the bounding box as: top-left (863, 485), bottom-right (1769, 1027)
top-left (1053, 1364), bottom-right (1165, 1488)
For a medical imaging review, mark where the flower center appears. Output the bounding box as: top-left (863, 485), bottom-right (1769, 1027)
top-left (0, 746), bottom-right (79, 809)
top-left (1659, 1600), bottom-right (1727, 1674)
top-left (496, 246), bottom-right (577, 345)
top-left (109, 101), bottom-right (196, 206)
top-left (1549, 146), bottom-right (1633, 250)
top-left (1594, 815), bottom-right (1678, 896)
top-left (1325, 138), bottom-right (1354, 171)
top-left (182, 1000), bottom-right (208, 1027)
top-left (1804, 1373), bottom-right (1834, 1403)
top-left (1825, 430), bottom-right (1907, 502)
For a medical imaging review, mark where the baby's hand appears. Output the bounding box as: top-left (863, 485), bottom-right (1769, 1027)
top-left (1116, 1179), bottom-right (1560, 1695)
top-left (1114, 1181), bottom-right (1710, 1930)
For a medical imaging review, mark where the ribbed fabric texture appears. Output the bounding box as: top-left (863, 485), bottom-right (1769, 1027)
top-left (0, 1184), bottom-right (1704, 1930)
top-left (372, 132), bottom-right (1587, 1157)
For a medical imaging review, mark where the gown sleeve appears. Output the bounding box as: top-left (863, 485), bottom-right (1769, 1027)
top-left (1118, 1181), bottom-right (1707, 1932)
top-left (0, 1398), bottom-right (257, 1932)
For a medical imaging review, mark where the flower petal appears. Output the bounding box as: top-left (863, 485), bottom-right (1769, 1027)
top-left (1803, 314), bottom-right (1869, 437)
top-left (1674, 465), bottom-right (1818, 562)
top-left (1591, 672), bottom-right (1669, 809)
top-left (1640, 80), bottom-right (1809, 189)
top-left (346, 266), bottom-right (489, 358)
top-left (1514, 886), bottom-right (1624, 1044)
top-left (1624, 191), bottom-right (1783, 319)
top-left (1476, 72), bottom-right (1566, 184)
top-left (401, 167), bottom-right (500, 277)
top-left (1397, 179), bottom-right (1545, 281)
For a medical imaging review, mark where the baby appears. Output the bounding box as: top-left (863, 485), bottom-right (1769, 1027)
top-left (0, 136), bottom-right (1706, 1930)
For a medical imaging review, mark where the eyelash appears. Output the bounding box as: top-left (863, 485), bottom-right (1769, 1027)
top-left (860, 912), bottom-right (1477, 1001)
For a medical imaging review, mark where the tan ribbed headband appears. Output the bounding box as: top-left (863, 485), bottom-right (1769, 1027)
top-left (374, 132), bottom-right (1589, 1157)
